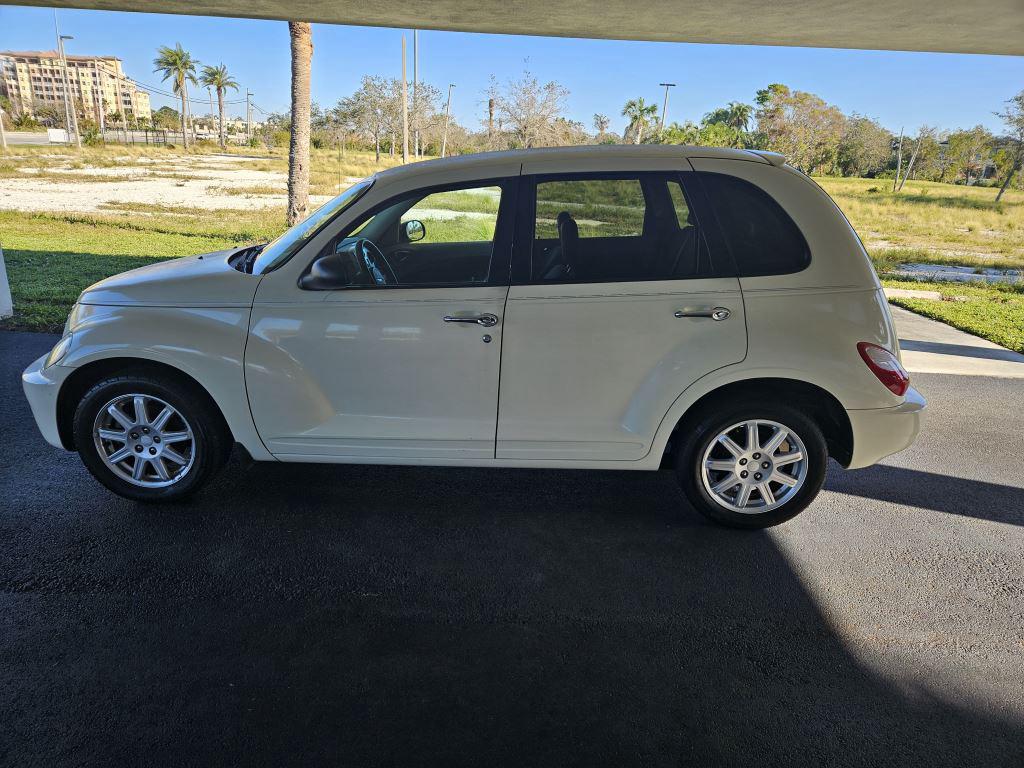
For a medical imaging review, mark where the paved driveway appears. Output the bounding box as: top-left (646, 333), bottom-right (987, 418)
top-left (2, 323), bottom-right (1022, 767)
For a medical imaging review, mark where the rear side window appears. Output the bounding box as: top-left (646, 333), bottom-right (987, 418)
top-left (698, 172), bottom-right (810, 276)
top-left (528, 173), bottom-right (713, 284)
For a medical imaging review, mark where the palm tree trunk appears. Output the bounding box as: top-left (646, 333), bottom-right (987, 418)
top-left (179, 88), bottom-right (188, 150)
top-left (217, 89), bottom-right (225, 150)
top-left (287, 21), bottom-right (312, 226)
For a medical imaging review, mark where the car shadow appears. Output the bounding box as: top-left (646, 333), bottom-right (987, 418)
top-left (827, 463), bottom-right (1024, 526)
top-left (3, 331), bottom-right (1023, 765)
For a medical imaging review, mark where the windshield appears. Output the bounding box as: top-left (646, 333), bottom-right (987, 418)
top-left (252, 178), bottom-right (374, 275)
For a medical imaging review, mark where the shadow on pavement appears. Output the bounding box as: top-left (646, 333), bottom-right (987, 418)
top-left (899, 338), bottom-right (1024, 363)
top-left (2, 331), bottom-right (1023, 766)
top-left (828, 464), bottom-right (1024, 526)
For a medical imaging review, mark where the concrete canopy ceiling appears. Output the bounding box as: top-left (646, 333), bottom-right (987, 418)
top-left (9, 0), bottom-right (1024, 55)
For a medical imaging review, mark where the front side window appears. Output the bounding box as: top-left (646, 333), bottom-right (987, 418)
top-left (698, 172), bottom-right (810, 276)
top-left (530, 173), bottom-right (710, 283)
top-left (310, 181), bottom-right (508, 288)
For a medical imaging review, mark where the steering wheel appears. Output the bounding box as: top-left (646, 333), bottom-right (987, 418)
top-left (355, 238), bottom-right (398, 286)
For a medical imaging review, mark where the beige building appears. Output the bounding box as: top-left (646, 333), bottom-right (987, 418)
top-left (0, 50), bottom-right (151, 124)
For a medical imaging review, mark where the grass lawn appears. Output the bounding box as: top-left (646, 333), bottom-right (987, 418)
top-left (881, 278), bottom-right (1024, 354)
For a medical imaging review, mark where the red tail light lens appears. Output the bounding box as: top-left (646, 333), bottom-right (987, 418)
top-left (857, 342), bottom-right (910, 396)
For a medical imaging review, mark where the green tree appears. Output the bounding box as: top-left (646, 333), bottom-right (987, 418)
top-left (994, 90), bottom-right (1024, 202)
top-left (153, 43), bottom-right (199, 149)
top-left (946, 125), bottom-right (994, 185)
top-left (754, 84), bottom-right (845, 173)
top-left (199, 63), bottom-right (238, 150)
top-left (837, 115), bottom-right (892, 177)
top-left (621, 97), bottom-right (658, 144)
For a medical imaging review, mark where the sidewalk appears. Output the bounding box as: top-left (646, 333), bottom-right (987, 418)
top-left (889, 305), bottom-right (1024, 378)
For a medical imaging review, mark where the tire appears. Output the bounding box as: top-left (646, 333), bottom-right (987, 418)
top-left (72, 372), bottom-right (231, 502)
top-left (675, 400), bottom-right (827, 529)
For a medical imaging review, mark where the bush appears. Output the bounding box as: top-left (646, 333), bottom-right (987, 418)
top-left (248, 136), bottom-right (261, 148)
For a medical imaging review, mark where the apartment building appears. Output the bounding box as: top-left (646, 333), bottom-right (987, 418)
top-left (0, 50), bottom-right (151, 123)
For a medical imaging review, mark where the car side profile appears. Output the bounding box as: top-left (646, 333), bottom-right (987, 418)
top-left (22, 145), bottom-right (925, 527)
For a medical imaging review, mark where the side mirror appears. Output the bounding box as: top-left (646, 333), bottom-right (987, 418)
top-left (403, 219), bottom-right (426, 242)
top-left (298, 250), bottom-right (349, 290)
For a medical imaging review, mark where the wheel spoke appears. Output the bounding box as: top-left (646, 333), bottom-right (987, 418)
top-left (151, 406), bottom-right (173, 431)
top-left (131, 456), bottom-right (147, 480)
top-left (735, 484), bottom-right (753, 507)
top-left (745, 421), bottom-right (760, 452)
top-left (152, 458), bottom-right (171, 481)
top-left (162, 446), bottom-right (189, 466)
top-left (717, 434), bottom-right (744, 457)
top-left (97, 428), bottom-right (127, 442)
top-left (774, 451), bottom-right (803, 467)
top-left (711, 474), bottom-right (740, 494)
top-left (107, 445), bottom-right (132, 464)
top-left (161, 431), bottom-right (191, 444)
top-left (107, 404), bottom-right (133, 429)
top-left (762, 427), bottom-right (789, 455)
top-left (770, 470), bottom-right (799, 488)
top-left (757, 482), bottom-right (776, 505)
top-left (133, 396), bottom-right (148, 425)
top-left (705, 459), bottom-right (735, 472)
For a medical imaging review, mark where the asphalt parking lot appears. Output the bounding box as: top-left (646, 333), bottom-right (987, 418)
top-left (2, 328), bottom-right (1023, 767)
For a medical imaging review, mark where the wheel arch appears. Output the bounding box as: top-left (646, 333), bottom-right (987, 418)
top-left (658, 377), bottom-right (853, 469)
top-left (56, 357), bottom-right (233, 451)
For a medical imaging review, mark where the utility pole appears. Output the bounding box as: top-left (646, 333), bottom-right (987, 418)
top-left (401, 35), bottom-right (409, 163)
top-left (246, 90), bottom-right (253, 142)
top-left (0, 106), bottom-right (8, 154)
top-left (114, 71), bottom-right (127, 143)
top-left (440, 83), bottom-right (454, 158)
top-left (658, 82), bottom-right (676, 134)
top-left (208, 86), bottom-right (215, 141)
top-left (412, 29), bottom-right (418, 158)
top-left (54, 12), bottom-right (80, 149)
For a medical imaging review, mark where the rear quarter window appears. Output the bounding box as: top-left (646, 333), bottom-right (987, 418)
top-left (698, 172), bottom-right (810, 277)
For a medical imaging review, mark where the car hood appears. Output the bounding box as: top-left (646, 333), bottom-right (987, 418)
top-left (79, 248), bottom-right (260, 307)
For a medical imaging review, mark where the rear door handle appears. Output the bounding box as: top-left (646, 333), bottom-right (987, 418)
top-left (444, 313), bottom-right (499, 327)
top-left (674, 307), bottom-right (731, 321)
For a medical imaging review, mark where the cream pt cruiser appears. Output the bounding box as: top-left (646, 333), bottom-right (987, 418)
top-left (23, 146), bottom-right (925, 528)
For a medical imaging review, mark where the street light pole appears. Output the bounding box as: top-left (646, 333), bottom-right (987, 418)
top-left (246, 89), bottom-right (253, 142)
top-left (54, 12), bottom-right (80, 148)
top-left (440, 83), bottom-right (454, 159)
top-left (658, 82), bottom-right (676, 135)
top-left (401, 35), bottom-right (409, 163)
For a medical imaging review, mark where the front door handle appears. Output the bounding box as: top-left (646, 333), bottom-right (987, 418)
top-left (674, 307), bottom-right (731, 321)
top-left (444, 313), bottom-right (499, 328)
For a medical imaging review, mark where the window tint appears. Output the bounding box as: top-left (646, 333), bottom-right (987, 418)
top-left (315, 182), bottom-right (507, 288)
top-left (530, 173), bottom-right (711, 284)
top-left (698, 172), bottom-right (810, 276)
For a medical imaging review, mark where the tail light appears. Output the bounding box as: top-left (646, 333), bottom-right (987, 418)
top-left (857, 342), bottom-right (910, 396)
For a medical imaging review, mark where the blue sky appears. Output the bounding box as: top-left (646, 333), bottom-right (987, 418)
top-left (2, 4), bottom-right (1022, 135)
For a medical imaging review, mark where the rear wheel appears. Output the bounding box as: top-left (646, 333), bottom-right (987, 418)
top-left (676, 401), bottom-right (827, 528)
top-left (73, 373), bottom-right (230, 502)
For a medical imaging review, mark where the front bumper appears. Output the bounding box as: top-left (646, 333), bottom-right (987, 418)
top-left (845, 386), bottom-right (926, 469)
top-left (22, 353), bottom-right (73, 450)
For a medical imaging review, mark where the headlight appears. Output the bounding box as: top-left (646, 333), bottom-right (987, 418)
top-left (44, 334), bottom-right (73, 368)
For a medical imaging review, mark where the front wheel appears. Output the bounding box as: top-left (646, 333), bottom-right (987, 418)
top-left (72, 372), bottom-right (231, 502)
top-left (675, 402), bottom-right (827, 528)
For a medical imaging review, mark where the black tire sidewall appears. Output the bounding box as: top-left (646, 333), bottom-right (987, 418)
top-left (72, 374), bottom-right (227, 502)
top-left (676, 402), bottom-right (828, 528)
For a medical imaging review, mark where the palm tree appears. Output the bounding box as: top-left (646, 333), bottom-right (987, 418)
top-left (622, 98), bottom-right (658, 144)
top-left (153, 43), bottom-right (198, 149)
top-left (726, 102), bottom-right (753, 132)
top-left (199, 63), bottom-right (238, 150)
top-left (287, 22), bottom-right (313, 226)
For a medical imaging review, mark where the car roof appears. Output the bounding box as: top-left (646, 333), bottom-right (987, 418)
top-left (374, 145), bottom-right (783, 183)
